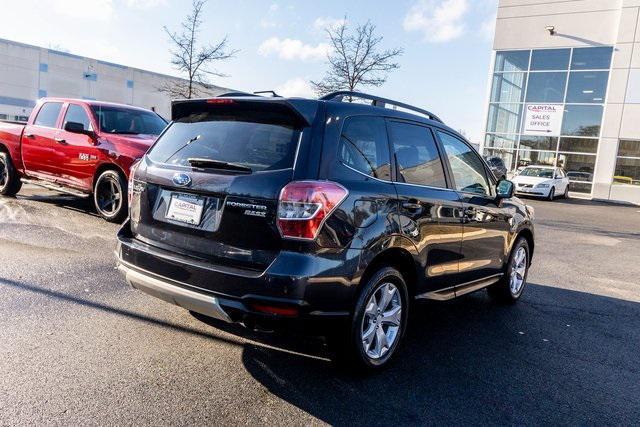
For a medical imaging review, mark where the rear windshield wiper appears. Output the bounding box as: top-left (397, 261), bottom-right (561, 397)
top-left (187, 158), bottom-right (252, 173)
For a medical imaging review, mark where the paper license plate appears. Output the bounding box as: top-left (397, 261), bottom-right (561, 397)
top-left (165, 193), bottom-right (205, 225)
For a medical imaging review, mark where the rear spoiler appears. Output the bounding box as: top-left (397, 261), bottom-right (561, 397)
top-left (171, 97), bottom-right (319, 128)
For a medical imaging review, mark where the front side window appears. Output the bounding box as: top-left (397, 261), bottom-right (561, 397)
top-left (338, 116), bottom-right (391, 180)
top-left (388, 121), bottom-right (447, 188)
top-left (63, 104), bottom-right (92, 131)
top-left (34, 102), bottom-right (63, 128)
top-left (438, 131), bottom-right (490, 195)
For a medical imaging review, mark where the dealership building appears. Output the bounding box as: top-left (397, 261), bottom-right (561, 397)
top-left (482, 0), bottom-right (640, 204)
top-left (0, 38), bottom-right (227, 122)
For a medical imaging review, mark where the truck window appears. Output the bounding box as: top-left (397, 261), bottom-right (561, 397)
top-left (63, 104), bottom-right (92, 131)
top-left (338, 116), bottom-right (391, 180)
top-left (34, 102), bottom-right (63, 128)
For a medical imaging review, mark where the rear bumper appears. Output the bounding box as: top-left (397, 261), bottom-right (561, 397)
top-left (116, 220), bottom-right (357, 332)
top-left (118, 261), bottom-right (232, 323)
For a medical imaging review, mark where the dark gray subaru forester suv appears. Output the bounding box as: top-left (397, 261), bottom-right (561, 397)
top-left (116, 91), bottom-right (535, 370)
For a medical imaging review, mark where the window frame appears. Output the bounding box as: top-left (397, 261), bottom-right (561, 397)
top-left (336, 115), bottom-right (394, 182)
top-left (33, 101), bottom-right (64, 129)
top-left (384, 118), bottom-right (454, 191)
top-left (61, 102), bottom-right (95, 133)
top-left (435, 128), bottom-right (496, 198)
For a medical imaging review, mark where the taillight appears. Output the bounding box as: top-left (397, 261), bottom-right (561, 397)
top-left (277, 181), bottom-right (348, 240)
top-left (128, 159), bottom-right (141, 204)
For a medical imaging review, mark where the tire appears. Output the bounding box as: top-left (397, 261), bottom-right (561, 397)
top-left (93, 169), bottom-right (127, 223)
top-left (563, 185), bottom-right (569, 199)
top-left (488, 237), bottom-right (530, 303)
top-left (547, 186), bottom-right (555, 201)
top-left (0, 152), bottom-right (22, 197)
top-left (329, 267), bottom-right (409, 371)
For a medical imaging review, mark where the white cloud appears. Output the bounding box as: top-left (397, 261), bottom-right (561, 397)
top-left (403, 0), bottom-right (469, 43)
top-left (51, 0), bottom-right (114, 21)
top-left (480, 15), bottom-right (496, 41)
top-left (258, 37), bottom-right (331, 61)
top-left (275, 77), bottom-right (316, 98)
top-left (313, 16), bottom-right (346, 31)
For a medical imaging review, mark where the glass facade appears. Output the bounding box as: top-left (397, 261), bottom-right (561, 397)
top-left (485, 47), bottom-right (613, 194)
top-left (613, 140), bottom-right (640, 186)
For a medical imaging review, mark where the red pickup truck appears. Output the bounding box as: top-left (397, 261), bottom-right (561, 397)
top-left (0, 98), bottom-right (166, 221)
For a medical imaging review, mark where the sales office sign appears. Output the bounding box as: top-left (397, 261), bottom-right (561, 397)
top-left (523, 104), bottom-right (564, 136)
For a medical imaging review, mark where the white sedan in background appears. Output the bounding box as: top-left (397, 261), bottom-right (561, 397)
top-left (512, 165), bottom-right (570, 201)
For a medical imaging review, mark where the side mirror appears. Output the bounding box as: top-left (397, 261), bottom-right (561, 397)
top-left (496, 179), bottom-right (515, 199)
top-left (64, 121), bottom-right (86, 133)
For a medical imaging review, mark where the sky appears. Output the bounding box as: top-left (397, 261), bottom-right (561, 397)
top-left (0, 0), bottom-right (498, 142)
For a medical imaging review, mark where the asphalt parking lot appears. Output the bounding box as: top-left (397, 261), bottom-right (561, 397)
top-left (1, 186), bottom-right (639, 425)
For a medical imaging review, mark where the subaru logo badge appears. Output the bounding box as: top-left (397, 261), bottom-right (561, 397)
top-left (172, 173), bottom-right (191, 187)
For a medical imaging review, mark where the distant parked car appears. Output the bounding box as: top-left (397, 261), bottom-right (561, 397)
top-left (0, 98), bottom-right (167, 221)
top-left (567, 171), bottom-right (593, 182)
top-left (512, 165), bottom-right (570, 201)
top-left (484, 155), bottom-right (508, 180)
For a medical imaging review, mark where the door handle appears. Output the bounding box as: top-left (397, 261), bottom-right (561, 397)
top-left (401, 201), bottom-right (423, 214)
top-left (25, 133), bottom-right (35, 138)
top-left (54, 137), bottom-right (67, 144)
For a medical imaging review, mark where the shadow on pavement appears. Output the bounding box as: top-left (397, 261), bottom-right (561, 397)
top-left (235, 284), bottom-right (640, 425)
top-left (3, 276), bottom-right (639, 424)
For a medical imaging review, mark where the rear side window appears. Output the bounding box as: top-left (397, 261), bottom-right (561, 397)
top-left (338, 116), bottom-right (391, 180)
top-left (437, 131), bottom-right (491, 195)
top-left (92, 105), bottom-right (166, 135)
top-left (34, 102), bottom-right (63, 128)
top-left (387, 121), bottom-right (447, 188)
top-left (63, 104), bottom-right (92, 131)
top-left (147, 110), bottom-right (300, 172)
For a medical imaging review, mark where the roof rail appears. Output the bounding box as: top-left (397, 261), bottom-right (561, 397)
top-left (319, 90), bottom-right (443, 123)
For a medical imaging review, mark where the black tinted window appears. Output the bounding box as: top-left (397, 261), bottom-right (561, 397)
top-left (438, 131), bottom-right (490, 195)
top-left (388, 121), bottom-right (447, 188)
top-left (63, 104), bottom-right (92, 131)
top-left (338, 116), bottom-right (391, 180)
top-left (92, 105), bottom-right (166, 135)
top-left (147, 112), bottom-right (300, 172)
top-left (34, 102), bottom-right (62, 128)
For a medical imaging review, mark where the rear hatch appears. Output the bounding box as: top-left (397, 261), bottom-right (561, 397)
top-left (130, 97), bottom-right (318, 272)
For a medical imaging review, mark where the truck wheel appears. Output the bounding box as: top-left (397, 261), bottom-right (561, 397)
top-left (329, 267), bottom-right (409, 371)
top-left (488, 237), bottom-right (530, 303)
top-left (0, 152), bottom-right (22, 197)
top-left (93, 170), bottom-right (127, 223)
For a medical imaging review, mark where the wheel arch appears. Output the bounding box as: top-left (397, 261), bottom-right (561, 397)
top-left (516, 227), bottom-right (535, 263)
top-left (357, 246), bottom-right (418, 300)
top-left (92, 162), bottom-right (127, 192)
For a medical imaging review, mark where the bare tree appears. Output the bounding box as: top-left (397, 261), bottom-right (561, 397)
top-left (311, 20), bottom-right (403, 96)
top-left (160, 0), bottom-right (237, 99)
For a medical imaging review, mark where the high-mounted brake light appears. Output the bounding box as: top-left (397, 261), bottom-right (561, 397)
top-left (277, 181), bottom-right (348, 240)
top-left (206, 99), bottom-right (235, 104)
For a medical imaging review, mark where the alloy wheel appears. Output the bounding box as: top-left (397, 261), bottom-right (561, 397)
top-left (361, 282), bottom-right (402, 360)
top-left (510, 246), bottom-right (527, 295)
top-left (0, 158), bottom-right (7, 189)
top-left (96, 176), bottom-right (122, 216)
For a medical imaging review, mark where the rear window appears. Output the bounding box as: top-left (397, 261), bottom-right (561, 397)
top-left (91, 105), bottom-right (166, 136)
top-left (34, 102), bottom-right (63, 128)
top-left (147, 111), bottom-right (301, 172)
